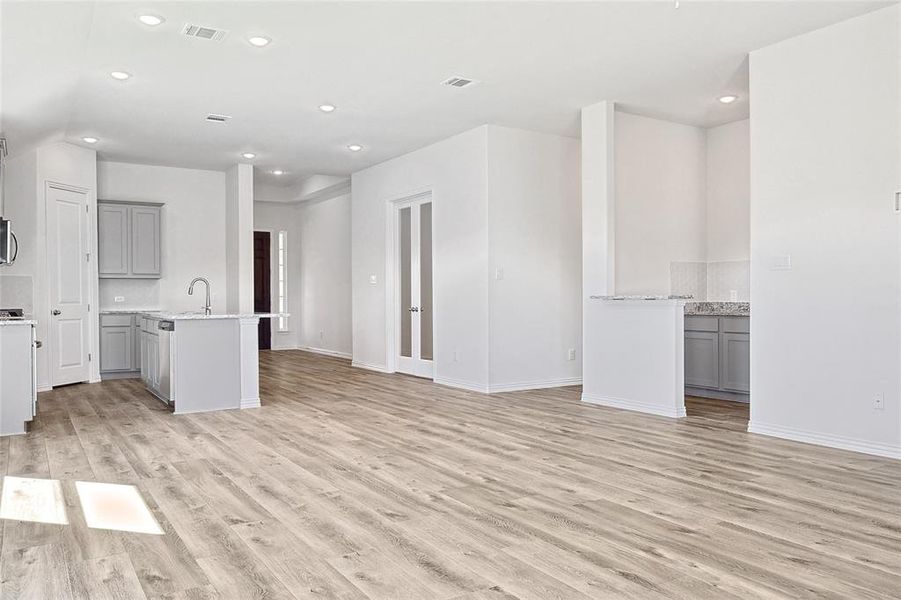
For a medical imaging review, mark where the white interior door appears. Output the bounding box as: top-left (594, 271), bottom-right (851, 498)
top-left (396, 199), bottom-right (433, 378)
top-left (47, 185), bottom-right (91, 386)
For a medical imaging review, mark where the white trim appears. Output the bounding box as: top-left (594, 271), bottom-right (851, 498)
top-left (299, 346), bottom-right (352, 360)
top-left (434, 376), bottom-right (490, 394)
top-left (239, 398), bottom-right (261, 410)
top-left (351, 360), bottom-right (392, 373)
top-left (748, 421), bottom-right (901, 460)
top-left (37, 384), bottom-right (53, 393)
top-left (488, 377), bottom-right (583, 394)
top-left (581, 393), bottom-right (687, 418)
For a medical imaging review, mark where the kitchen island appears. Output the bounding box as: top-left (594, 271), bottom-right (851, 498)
top-left (138, 312), bottom-right (284, 414)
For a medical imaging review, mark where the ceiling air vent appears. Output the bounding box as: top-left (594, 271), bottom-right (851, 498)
top-left (442, 76), bottom-right (478, 88)
top-left (182, 23), bottom-right (228, 41)
top-left (205, 113), bottom-right (231, 123)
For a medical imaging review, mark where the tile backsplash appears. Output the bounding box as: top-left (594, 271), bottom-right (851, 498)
top-left (99, 279), bottom-right (161, 309)
top-left (670, 260), bottom-right (750, 302)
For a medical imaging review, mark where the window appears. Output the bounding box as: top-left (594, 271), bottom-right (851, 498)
top-left (277, 230), bottom-right (288, 331)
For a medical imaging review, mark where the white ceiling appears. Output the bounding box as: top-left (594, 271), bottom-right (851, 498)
top-left (1, 1), bottom-right (892, 185)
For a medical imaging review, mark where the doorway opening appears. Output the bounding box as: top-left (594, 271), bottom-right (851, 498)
top-left (253, 231), bottom-right (271, 350)
top-left (389, 193), bottom-right (434, 378)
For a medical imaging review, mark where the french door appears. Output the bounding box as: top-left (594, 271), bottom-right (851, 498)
top-left (47, 184), bottom-right (91, 386)
top-left (396, 197), bottom-right (433, 378)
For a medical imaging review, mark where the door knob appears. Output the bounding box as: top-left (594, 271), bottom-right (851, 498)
top-left (52, 309), bottom-right (61, 316)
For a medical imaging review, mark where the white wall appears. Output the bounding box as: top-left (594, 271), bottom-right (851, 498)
top-left (749, 5), bottom-right (900, 458)
top-left (706, 119), bottom-right (750, 263)
top-left (351, 126), bottom-right (490, 387)
top-left (614, 112), bottom-right (707, 294)
top-left (97, 162), bottom-right (228, 314)
top-left (297, 194), bottom-right (352, 357)
top-left (487, 126), bottom-right (582, 390)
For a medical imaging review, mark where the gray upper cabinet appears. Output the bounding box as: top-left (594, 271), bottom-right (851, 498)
top-left (98, 201), bottom-right (162, 278)
top-left (98, 204), bottom-right (129, 275)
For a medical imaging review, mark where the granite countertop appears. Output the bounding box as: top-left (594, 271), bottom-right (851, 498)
top-left (0, 319), bottom-right (36, 327)
top-left (684, 302), bottom-right (750, 317)
top-left (590, 295), bottom-right (692, 301)
top-left (139, 311), bottom-right (288, 321)
top-left (100, 308), bottom-right (162, 314)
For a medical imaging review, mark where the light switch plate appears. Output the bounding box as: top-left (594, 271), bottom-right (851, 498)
top-left (368, 274), bottom-right (377, 286)
top-left (495, 268), bottom-right (504, 281)
top-left (114, 296), bottom-right (125, 303)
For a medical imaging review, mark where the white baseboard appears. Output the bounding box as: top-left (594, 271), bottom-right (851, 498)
top-left (300, 346), bottom-right (352, 360)
top-left (748, 421), bottom-right (901, 460)
top-left (433, 376), bottom-right (490, 394)
top-left (36, 384), bottom-right (52, 393)
top-left (488, 377), bottom-right (582, 394)
top-left (581, 393), bottom-right (687, 418)
top-left (240, 398), bottom-right (261, 410)
top-left (351, 360), bottom-right (392, 374)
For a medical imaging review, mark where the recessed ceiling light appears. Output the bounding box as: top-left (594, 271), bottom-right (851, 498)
top-left (82, 136), bottom-right (99, 144)
top-left (347, 144), bottom-right (363, 152)
top-left (319, 104), bottom-right (336, 113)
top-left (241, 152), bottom-right (256, 159)
top-left (271, 170), bottom-right (285, 175)
top-left (248, 36), bottom-right (271, 47)
top-left (718, 95), bottom-right (738, 104)
top-left (137, 14), bottom-right (164, 26)
top-left (110, 71), bottom-right (131, 81)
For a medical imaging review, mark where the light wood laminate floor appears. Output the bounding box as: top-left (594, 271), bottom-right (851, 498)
top-left (1, 350), bottom-right (899, 599)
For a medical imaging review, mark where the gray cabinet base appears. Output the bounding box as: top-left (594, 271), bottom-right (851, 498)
top-left (685, 386), bottom-right (749, 403)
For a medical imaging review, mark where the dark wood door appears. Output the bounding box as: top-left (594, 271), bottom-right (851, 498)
top-left (253, 231), bottom-right (271, 350)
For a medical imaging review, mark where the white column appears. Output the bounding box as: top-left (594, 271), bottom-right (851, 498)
top-left (238, 317), bottom-right (261, 409)
top-left (581, 100), bottom-right (616, 296)
top-left (225, 163), bottom-right (254, 314)
top-left (581, 101), bottom-right (617, 401)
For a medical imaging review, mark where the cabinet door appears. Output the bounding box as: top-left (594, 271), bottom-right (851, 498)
top-left (720, 333), bottom-right (750, 393)
top-left (147, 333), bottom-right (160, 392)
top-left (100, 326), bottom-right (133, 372)
top-left (98, 204), bottom-right (129, 276)
top-left (685, 331), bottom-right (719, 389)
top-left (131, 206), bottom-right (161, 276)
top-left (132, 323), bottom-right (141, 372)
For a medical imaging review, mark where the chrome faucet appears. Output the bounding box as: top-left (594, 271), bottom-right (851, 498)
top-left (187, 277), bottom-right (212, 315)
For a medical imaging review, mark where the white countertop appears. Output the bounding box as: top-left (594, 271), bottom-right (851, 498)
top-left (100, 308), bottom-right (162, 314)
top-left (139, 311), bottom-right (288, 321)
top-left (0, 319), bottom-right (36, 327)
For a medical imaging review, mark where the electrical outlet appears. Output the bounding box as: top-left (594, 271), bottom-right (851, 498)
top-left (874, 393), bottom-right (885, 410)
top-left (453, 350), bottom-right (459, 363)
top-left (114, 296), bottom-right (125, 303)
top-left (494, 268), bottom-right (504, 281)
top-left (567, 348), bottom-right (576, 361)
top-left (729, 290), bottom-right (738, 302)
top-left (368, 274), bottom-right (378, 286)
top-left (319, 331), bottom-right (324, 340)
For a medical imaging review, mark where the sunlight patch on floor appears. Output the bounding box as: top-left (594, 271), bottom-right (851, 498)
top-left (75, 481), bottom-right (164, 535)
top-left (0, 476), bottom-right (69, 525)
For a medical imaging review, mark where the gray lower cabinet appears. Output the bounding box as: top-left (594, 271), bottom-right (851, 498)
top-left (100, 313), bottom-right (142, 378)
top-left (685, 315), bottom-right (750, 400)
top-left (685, 331), bottom-right (719, 389)
top-left (98, 201), bottom-right (162, 278)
